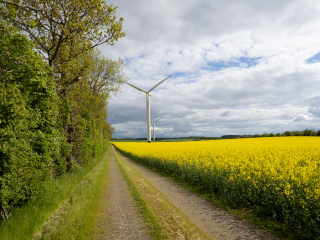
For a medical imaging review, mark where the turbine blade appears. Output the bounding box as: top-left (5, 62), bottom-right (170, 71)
top-left (148, 75), bottom-right (172, 92)
top-left (155, 118), bottom-right (161, 123)
top-left (126, 82), bottom-right (147, 93)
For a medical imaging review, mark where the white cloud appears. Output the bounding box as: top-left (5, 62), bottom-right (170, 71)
top-left (220, 111), bottom-right (232, 117)
top-left (174, 122), bottom-right (193, 132)
top-left (293, 114), bottom-right (313, 122)
top-left (102, 0), bottom-right (320, 138)
top-left (308, 103), bottom-right (320, 117)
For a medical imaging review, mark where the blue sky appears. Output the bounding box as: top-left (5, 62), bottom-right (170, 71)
top-left (99, 0), bottom-right (320, 139)
top-left (306, 52), bottom-right (320, 64)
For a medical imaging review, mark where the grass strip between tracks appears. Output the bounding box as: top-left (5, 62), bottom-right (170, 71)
top-left (112, 146), bottom-right (211, 240)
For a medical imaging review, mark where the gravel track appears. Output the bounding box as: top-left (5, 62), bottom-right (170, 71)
top-left (115, 148), bottom-right (280, 240)
top-left (94, 150), bottom-right (152, 240)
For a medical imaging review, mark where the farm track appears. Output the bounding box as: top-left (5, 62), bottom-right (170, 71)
top-left (94, 149), bottom-right (152, 240)
top-left (112, 147), bottom-right (280, 240)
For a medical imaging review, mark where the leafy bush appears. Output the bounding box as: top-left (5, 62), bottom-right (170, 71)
top-left (0, 22), bottom-right (61, 220)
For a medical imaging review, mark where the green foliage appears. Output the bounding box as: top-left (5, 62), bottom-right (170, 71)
top-left (0, 147), bottom-right (109, 239)
top-left (5, 0), bottom-right (126, 100)
top-left (284, 131), bottom-right (292, 136)
top-left (0, 22), bottom-right (61, 220)
top-left (302, 129), bottom-right (314, 136)
top-left (66, 60), bottom-right (117, 167)
top-left (6, 0), bottom-right (125, 64)
top-left (0, 0), bottom-right (125, 222)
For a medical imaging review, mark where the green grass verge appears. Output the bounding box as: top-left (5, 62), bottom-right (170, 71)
top-left (0, 149), bottom-right (109, 240)
top-left (33, 149), bottom-right (110, 239)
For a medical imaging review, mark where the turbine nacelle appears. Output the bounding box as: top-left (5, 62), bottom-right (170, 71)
top-left (126, 75), bottom-right (171, 94)
top-left (151, 118), bottom-right (161, 124)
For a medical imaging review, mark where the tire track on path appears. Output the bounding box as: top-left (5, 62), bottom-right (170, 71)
top-left (94, 149), bottom-right (152, 240)
top-left (115, 148), bottom-right (280, 240)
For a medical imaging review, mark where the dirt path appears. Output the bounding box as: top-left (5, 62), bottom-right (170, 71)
top-left (94, 150), bottom-right (152, 240)
top-left (115, 148), bottom-right (280, 240)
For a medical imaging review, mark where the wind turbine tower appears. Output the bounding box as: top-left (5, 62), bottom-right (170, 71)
top-left (126, 76), bottom-right (171, 142)
top-left (151, 118), bottom-right (161, 141)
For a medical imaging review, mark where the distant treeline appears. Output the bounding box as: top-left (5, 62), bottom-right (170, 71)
top-left (112, 137), bottom-right (220, 142)
top-left (0, 1), bottom-right (125, 220)
top-left (112, 129), bottom-right (320, 142)
top-left (234, 128), bottom-right (320, 138)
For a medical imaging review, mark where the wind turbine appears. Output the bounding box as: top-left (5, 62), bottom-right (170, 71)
top-left (126, 75), bottom-right (171, 142)
top-left (151, 118), bottom-right (161, 141)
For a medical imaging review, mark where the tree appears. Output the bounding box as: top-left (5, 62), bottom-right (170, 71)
top-left (0, 0), bottom-right (40, 9)
top-left (3, 0), bottom-right (124, 65)
top-left (0, 0), bottom-right (127, 219)
top-left (284, 131), bottom-right (292, 136)
top-left (302, 129), bottom-right (313, 136)
top-left (2, 0), bottom-right (125, 97)
top-left (87, 54), bottom-right (126, 97)
top-left (64, 49), bottom-right (125, 165)
top-left (2, 0), bottom-right (126, 168)
top-left (0, 22), bottom-right (61, 220)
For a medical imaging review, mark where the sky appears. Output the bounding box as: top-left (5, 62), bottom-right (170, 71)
top-left (99, 0), bottom-right (320, 139)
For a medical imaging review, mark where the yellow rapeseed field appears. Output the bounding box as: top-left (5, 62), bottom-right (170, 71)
top-left (113, 137), bottom-right (320, 237)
